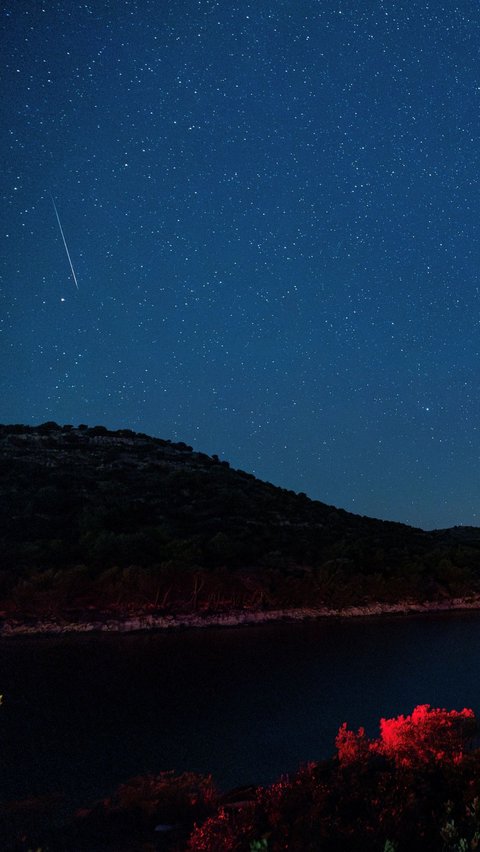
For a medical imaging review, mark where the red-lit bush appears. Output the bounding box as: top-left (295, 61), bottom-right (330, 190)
top-left (187, 807), bottom-right (251, 851)
top-left (188, 707), bottom-right (480, 852)
top-left (5, 706), bottom-right (480, 851)
top-left (336, 704), bottom-right (477, 768)
top-left (335, 721), bottom-right (371, 765)
top-left (378, 704), bottom-right (476, 766)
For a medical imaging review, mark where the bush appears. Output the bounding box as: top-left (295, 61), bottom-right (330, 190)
top-left (188, 707), bottom-right (480, 852)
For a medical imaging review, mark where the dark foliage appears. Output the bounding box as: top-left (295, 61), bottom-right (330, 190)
top-left (1, 423), bottom-right (480, 617)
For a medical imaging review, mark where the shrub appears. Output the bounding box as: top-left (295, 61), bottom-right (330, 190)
top-left (188, 707), bottom-right (480, 852)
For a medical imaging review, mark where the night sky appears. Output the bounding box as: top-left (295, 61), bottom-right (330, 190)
top-left (2, 1), bottom-right (479, 530)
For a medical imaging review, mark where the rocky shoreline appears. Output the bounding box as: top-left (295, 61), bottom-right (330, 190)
top-left (2, 595), bottom-right (480, 637)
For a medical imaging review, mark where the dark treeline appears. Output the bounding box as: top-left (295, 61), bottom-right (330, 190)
top-left (1, 422), bottom-right (480, 618)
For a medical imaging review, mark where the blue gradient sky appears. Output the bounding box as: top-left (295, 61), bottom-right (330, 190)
top-left (2, 0), bottom-right (480, 529)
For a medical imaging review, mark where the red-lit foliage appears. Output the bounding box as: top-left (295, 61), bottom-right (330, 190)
top-left (187, 706), bottom-right (480, 852)
top-left (336, 704), bottom-right (477, 768)
top-left (378, 704), bottom-right (476, 766)
top-left (186, 807), bottom-right (251, 851)
top-left (5, 706), bottom-right (480, 851)
top-left (335, 722), bottom-right (371, 765)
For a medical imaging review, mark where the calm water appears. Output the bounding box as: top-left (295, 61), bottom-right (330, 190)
top-left (1, 612), bottom-right (480, 808)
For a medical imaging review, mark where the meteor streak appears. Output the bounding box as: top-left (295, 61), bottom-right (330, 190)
top-left (50, 194), bottom-right (79, 290)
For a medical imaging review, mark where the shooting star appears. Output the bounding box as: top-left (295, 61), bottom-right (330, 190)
top-left (50, 193), bottom-right (79, 290)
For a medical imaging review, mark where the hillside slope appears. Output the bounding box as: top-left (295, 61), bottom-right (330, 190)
top-left (1, 422), bottom-right (479, 618)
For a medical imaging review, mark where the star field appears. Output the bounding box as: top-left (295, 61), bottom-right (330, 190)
top-left (1, 0), bottom-right (480, 529)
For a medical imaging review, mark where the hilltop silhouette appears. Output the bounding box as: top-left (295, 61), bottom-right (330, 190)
top-left (1, 422), bottom-right (479, 621)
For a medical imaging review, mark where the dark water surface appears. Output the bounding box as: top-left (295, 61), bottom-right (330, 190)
top-left (1, 612), bottom-right (479, 807)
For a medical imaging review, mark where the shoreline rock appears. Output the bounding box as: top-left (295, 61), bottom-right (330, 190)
top-left (2, 596), bottom-right (480, 637)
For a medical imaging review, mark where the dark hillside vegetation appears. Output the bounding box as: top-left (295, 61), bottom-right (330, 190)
top-left (1, 422), bottom-right (480, 618)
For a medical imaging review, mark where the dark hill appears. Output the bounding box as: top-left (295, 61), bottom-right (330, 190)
top-left (1, 422), bottom-right (479, 617)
